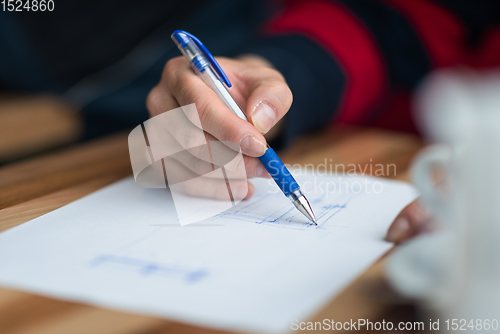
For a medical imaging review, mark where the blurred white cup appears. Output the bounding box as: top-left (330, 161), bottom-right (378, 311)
top-left (388, 69), bottom-right (500, 326)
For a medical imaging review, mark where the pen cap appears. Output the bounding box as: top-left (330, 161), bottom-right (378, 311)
top-left (258, 148), bottom-right (299, 197)
top-left (171, 30), bottom-right (248, 121)
top-left (171, 30), bottom-right (232, 87)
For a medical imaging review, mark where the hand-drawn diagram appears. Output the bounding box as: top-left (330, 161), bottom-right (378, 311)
top-left (89, 178), bottom-right (365, 282)
top-left (213, 187), bottom-right (359, 229)
top-left (91, 254), bottom-right (208, 283)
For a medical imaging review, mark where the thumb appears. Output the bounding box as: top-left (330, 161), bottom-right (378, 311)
top-left (240, 62), bottom-right (293, 134)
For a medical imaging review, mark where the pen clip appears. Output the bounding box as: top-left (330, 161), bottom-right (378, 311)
top-left (172, 30), bottom-right (232, 88)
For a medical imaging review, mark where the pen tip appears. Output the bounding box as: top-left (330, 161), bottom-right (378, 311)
top-left (292, 195), bottom-right (317, 225)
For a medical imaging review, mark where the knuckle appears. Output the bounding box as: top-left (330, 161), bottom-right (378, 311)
top-left (162, 57), bottom-right (185, 86)
top-left (268, 67), bottom-right (285, 80)
top-left (163, 57), bottom-right (183, 75)
top-left (146, 87), bottom-right (162, 115)
top-left (266, 79), bottom-right (293, 110)
top-left (266, 80), bottom-right (286, 94)
top-left (178, 75), bottom-right (196, 102)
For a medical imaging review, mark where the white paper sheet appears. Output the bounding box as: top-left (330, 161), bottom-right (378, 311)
top-left (0, 174), bottom-right (417, 333)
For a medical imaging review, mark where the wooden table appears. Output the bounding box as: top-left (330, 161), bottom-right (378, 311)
top-left (0, 126), bottom-right (423, 334)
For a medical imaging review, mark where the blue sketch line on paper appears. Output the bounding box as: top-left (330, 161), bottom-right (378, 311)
top-left (316, 204), bottom-right (346, 227)
top-left (259, 203), bottom-right (346, 228)
top-left (212, 190), bottom-right (354, 229)
top-left (90, 254), bottom-right (208, 283)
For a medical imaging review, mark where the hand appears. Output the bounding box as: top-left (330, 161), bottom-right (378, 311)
top-left (385, 199), bottom-right (435, 244)
top-left (146, 55), bottom-right (292, 200)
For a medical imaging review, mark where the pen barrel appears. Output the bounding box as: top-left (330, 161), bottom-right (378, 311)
top-left (200, 68), bottom-right (248, 121)
top-left (258, 148), bottom-right (300, 197)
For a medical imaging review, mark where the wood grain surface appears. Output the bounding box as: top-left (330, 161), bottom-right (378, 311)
top-left (0, 95), bottom-right (82, 164)
top-left (0, 126), bottom-right (424, 334)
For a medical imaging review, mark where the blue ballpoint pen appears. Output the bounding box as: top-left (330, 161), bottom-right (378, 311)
top-left (171, 30), bottom-right (317, 224)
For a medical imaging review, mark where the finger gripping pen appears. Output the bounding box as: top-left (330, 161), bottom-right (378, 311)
top-left (172, 30), bottom-right (317, 224)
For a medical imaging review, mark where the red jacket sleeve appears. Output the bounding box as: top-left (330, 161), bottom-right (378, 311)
top-left (260, 0), bottom-right (500, 132)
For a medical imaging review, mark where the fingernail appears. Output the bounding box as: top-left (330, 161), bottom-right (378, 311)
top-left (386, 217), bottom-right (410, 243)
top-left (252, 102), bottom-right (276, 133)
top-left (255, 163), bottom-right (270, 178)
top-left (240, 135), bottom-right (266, 157)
